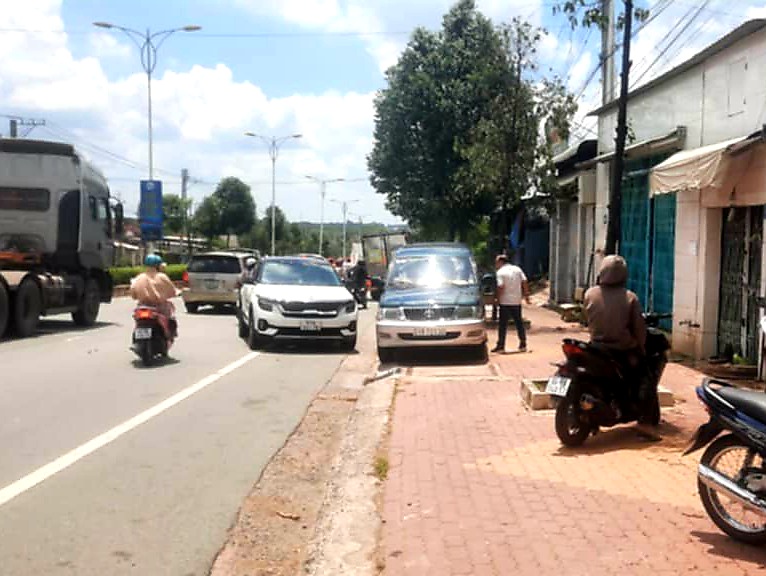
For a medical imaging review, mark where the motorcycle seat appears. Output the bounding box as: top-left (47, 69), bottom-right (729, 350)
top-left (717, 386), bottom-right (766, 424)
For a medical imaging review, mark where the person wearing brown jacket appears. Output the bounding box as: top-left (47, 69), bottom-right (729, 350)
top-left (584, 255), bottom-right (660, 440)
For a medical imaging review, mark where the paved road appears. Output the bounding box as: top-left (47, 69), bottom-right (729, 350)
top-left (0, 297), bottom-right (372, 575)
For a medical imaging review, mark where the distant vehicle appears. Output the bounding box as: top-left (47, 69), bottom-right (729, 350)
top-left (0, 138), bottom-right (123, 339)
top-left (182, 251), bottom-right (257, 313)
top-left (362, 232), bottom-right (407, 301)
top-left (296, 253), bottom-right (329, 263)
top-left (376, 243), bottom-right (486, 363)
top-left (238, 256), bottom-right (358, 350)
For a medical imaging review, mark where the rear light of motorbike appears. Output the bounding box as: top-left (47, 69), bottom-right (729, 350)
top-left (182, 270), bottom-right (189, 285)
top-left (562, 341), bottom-right (585, 357)
top-left (365, 279), bottom-right (372, 290)
top-left (135, 308), bottom-right (154, 320)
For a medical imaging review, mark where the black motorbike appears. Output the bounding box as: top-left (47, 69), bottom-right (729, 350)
top-left (684, 375), bottom-right (766, 544)
top-left (547, 313), bottom-right (671, 446)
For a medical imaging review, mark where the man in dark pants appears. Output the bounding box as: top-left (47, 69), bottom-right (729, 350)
top-left (491, 254), bottom-right (530, 353)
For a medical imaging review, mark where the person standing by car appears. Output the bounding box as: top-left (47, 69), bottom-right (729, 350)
top-left (491, 254), bottom-right (529, 353)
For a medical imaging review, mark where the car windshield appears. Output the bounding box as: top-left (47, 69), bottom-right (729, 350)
top-left (187, 255), bottom-right (242, 274)
top-left (387, 254), bottom-right (476, 288)
top-left (258, 260), bottom-right (341, 286)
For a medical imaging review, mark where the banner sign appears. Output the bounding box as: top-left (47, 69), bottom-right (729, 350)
top-left (139, 180), bottom-right (163, 242)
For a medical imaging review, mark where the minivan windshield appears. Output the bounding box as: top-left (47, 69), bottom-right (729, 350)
top-left (258, 260), bottom-right (341, 286)
top-left (387, 254), bottom-right (477, 289)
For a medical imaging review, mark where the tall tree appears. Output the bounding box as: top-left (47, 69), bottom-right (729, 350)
top-left (192, 196), bottom-right (221, 246)
top-left (162, 193), bottom-right (192, 235)
top-left (213, 177), bottom-right (256, 247)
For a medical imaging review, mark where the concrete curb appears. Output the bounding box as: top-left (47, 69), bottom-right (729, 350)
top-left (303, 368), bottom-right (397, 576)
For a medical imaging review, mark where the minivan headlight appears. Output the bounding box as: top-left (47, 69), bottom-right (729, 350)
top-left (378, 307), bottom-right (404, 321)
top-left (342, 300), bottom-right (356, 314)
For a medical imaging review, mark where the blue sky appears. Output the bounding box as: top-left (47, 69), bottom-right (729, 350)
top-left (1, 0), bottom-right (765, 224)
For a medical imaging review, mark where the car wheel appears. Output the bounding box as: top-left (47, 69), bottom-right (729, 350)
top-left (378, 346), bottom-right (395, 364)
top-left (247, 308), bottom-right (262, 350)
top-left (238, 310), bottom-right (248, 339)
top-left (342, 333), bottom-right (357, 351)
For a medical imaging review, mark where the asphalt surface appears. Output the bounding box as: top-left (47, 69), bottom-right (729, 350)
top-left (0, 297), bottom-right (373, 576)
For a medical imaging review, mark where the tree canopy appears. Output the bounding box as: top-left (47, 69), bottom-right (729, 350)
top-left (368, 0), bottom-right (576, 241)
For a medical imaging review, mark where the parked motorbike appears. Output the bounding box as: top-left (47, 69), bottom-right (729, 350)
top-left (685, 323), bottom-right (766, 543)
top-left (547, 313), bottom-right (671, 446)
top-left (131, 305), bottom-right (175, 366)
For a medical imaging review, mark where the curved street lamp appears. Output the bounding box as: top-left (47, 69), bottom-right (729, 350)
top-left (245, 132), bottom-right (303, 255)
top-left (93, 22), bottom-right (202, 179)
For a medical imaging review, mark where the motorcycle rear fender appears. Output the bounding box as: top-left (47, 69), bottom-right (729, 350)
top-left (683, 418), bottom-right (724, 456)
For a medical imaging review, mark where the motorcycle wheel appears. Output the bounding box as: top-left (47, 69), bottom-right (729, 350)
top-left (138, 340), bottom-right (153, 367)
top-left (554, 397), bottom-right (591, 447)
top-left (698, 434), bottom-right (766, 545)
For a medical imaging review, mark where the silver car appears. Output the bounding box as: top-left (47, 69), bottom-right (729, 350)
top-left (182, 251), bottom-right (258, 313)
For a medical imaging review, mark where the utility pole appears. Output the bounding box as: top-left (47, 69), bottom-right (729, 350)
top-left (181, 168), bottom-right (191, 257)
top-left (601, 0), bottom-right (616, 105)
top-left (605, 0), bottom-right (633, 256)
top-left (8, 117), bottom-right (45, 138)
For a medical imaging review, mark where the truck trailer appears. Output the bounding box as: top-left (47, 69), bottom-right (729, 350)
top-left (0, 138), bottom-right (123, 338)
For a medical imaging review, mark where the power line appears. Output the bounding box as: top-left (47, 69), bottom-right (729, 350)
top-left (630, 0), bottom-right (712, 88)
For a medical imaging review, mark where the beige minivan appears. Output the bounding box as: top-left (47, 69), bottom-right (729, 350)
top-left (182, 250), bottom-right (258, 313)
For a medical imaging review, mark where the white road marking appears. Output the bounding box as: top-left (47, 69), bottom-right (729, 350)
top-left (0, 351), bottom-right (260, 508)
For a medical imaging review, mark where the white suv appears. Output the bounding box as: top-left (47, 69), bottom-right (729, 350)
top-left (239, 257), bottom-right (358, 350)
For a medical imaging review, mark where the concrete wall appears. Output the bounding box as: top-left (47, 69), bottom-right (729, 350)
top-left (592, 26), bottom-right (766, 359)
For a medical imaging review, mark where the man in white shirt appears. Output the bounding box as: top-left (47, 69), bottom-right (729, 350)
top-left (492, 254), bottom-right (530, 353)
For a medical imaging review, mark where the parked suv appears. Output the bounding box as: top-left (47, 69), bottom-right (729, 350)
top-left (182, 251), bottom-right (258, 313)
top-left (376, 243), bottom-right (486, 362)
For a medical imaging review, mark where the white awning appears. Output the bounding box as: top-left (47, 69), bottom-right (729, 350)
top-left (650, 134), bottom-right (766, 207)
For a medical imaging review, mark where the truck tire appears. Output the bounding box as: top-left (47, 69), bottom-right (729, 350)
top-left (13, 279), bottom-right (41, 338)
top-left (0, 283), bottom-right (8, 338)
top-left (72, 278), bottom-right (100, 327)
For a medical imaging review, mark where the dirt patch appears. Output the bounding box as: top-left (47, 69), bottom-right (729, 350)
top-left (209, 394), bottom-right (356, 576)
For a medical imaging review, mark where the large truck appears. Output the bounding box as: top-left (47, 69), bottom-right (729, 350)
top-left (362, 231), bottom-right (406, 301)
top-left (0, 138), bottom-right (123, 338)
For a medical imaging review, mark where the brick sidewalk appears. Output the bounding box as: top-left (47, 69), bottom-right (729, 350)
top-left (382, 305), bottom-right (766, 575)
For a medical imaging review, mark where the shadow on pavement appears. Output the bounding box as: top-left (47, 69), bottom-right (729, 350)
top-left (0, 320), bottom-right (117, 344)
top-left (187, 305), bottom-right (238, 316)
top-left (261, 341), bottom-right (359, 357)
top-left (691, 530), bottom-right (766, 564)
top-left (553, 419), bottom-right (688, 456)
top-left (386, 346), bottom-right (488, 368)
top-left (130, 356), bottom-right (182, 369)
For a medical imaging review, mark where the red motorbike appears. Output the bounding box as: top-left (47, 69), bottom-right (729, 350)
top-left (131, 305), bottom-right (175, 366)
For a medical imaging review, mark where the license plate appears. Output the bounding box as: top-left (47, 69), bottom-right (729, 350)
top-left (300, 320), bottom-right (321, 332)
top-left (546, 376), bottom-right (571, 397)
top-left (414, 326), bottom-right (446, 337)
top-left (134, 327), bottom-right (152, 340)
top-left (205, 279), bottom-right (220, 289)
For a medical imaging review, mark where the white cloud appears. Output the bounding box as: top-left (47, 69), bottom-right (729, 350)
top-left (88, 32), bottom-right (132, 60)
top-left (0, 1), bottom-right (398, 224)
top-left (233, 0), bottom-right (543, 73)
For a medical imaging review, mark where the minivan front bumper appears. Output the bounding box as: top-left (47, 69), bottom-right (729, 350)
top-left (376, 319), bottom-right (486, 348)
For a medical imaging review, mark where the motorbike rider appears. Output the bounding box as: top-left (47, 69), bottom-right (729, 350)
top-left (349, 259), bottom-right (368, 298)
top-left (130, 254), bottom-right (178, 337)
top-left (584, 255), bottom-right (660, 440)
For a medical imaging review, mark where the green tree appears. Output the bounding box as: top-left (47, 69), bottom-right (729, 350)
top-left (162, 193), bottom-right (192, 235)
top-left (213, 177), bottom-right (256, 247)
top-left (192, 196), bottom-right (221, 246)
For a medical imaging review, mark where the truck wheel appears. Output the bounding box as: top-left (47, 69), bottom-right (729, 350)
top-left (0, 283), bottom-right (8, 338)
top-left (72, 278), bottom-right (100, 327)
top-left (13, 279), bottom-right (41, 338)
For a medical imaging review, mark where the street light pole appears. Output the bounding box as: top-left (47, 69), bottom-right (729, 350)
top-left (246, 132), bottom-right (303, 256)
top-left (93, 22), bottom-right (201, 180)
top-left (306, 175), bottom-right (345, 256)
top-left (331, 199), bottom-right (359, 260)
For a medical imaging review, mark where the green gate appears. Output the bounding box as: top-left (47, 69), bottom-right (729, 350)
top-left (619, 156), bottom-right (675, 329)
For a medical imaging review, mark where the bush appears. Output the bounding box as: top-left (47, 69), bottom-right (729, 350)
top-left (109, 264), bottom-right (187, 286)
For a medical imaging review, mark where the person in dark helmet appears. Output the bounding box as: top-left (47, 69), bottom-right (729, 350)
top-left (584, 255), bottom-right (659, 440)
